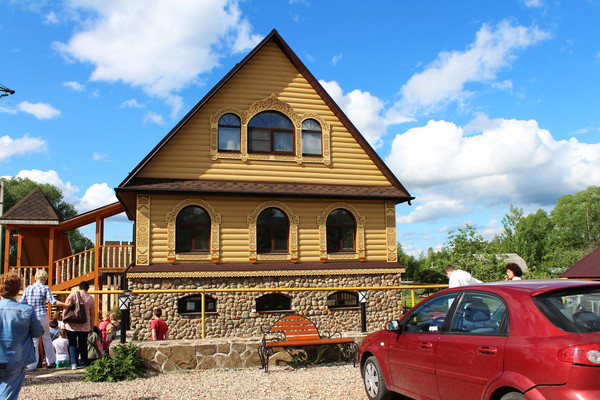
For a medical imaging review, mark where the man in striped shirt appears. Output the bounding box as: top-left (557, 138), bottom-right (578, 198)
top-left (19, 270), bottom-right (67, 370)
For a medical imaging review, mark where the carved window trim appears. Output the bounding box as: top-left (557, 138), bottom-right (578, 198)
top-left (166, 199), bottom-right (221, 263)
top-left (209, 94), bottom-right (331, 165)
top-left (385, 201), bottom-right (398, 262)
top-left (317, 203), bottom-right (365, 262)
top-left (247, 201), bottom-right (299, 263)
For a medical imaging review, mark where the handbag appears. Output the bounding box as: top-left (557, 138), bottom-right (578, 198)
top-left (62, 291), bottom-right (87, 323)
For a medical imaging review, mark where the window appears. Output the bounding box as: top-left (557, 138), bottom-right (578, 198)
top-left (327, 291), bottom-right (359, 309)
top-left (256, 293), bottom-right (291, 312)
top-left (403, 293), bottom-right (459, 333)
top-left (257, 208), bottom-right (288, 253)
top-left (176, 206), bottom-right (210, 253)
top-left (302, 119), bottom-right (322, 155)
top-left (248, 111), bottom-right (294, 154)
top-left (177, 295), bottom-right (217, 314)
top-left (218, 113), bottom-right (241, 151)
top-left (449, 293), bottom-right (507, 335)
top-left (326, 209), bottom-right (355, 252)
top-left (534, 287), bottom-right (600, 333)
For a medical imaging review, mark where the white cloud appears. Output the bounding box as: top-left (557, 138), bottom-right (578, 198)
top-left (0, 106), bottom-right (18, 115)
top-left (17, 101), bottom-right (61, 119)
top-left (143, 111), bottom-right (166, 125)
top-left (15, 169), bottom-right (79, 200)
top-left (92, 152), bottom-right (111, 162)
top-left (53, 0), bottom-right (262, 116)
top-left (521, 0), bottom-right (543, 7)
top-left (76, 183), bottom-right (118, 212)
top-left (120, 99), bottom-right (144, 108)
top-left (332, 53), bottom-right (343, 65)
top-left (397, 199), bottom-right (470, 224)
top-left (386, 115), bottom-right (600, 217)
top-left (389, 20), bottom-right (551, 118)
top-left (0, 134), bottom-right (47, 162)
top-left (63, 81), bottom-right (85, 91)
top-left (320, 80), bottom-right (397, 148)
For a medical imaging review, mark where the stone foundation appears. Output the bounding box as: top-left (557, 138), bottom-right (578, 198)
top-left (128, 273), bottom-right (402, 340)
top-left (137, 334), bottom-right (366, 372)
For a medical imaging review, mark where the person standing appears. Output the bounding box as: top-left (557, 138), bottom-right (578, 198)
top-left (19, 270), bottom-right (67, 370)
top-left (0, 273), bottom-right (44, 400)
top-left (150, 308), bottom-right (169, 341)
top-left (505, 263), bottom-right (523, 280)
top-left (64, 281), bottom-right (95, 369)
top-left (444, 265), bottom-right (482, 288)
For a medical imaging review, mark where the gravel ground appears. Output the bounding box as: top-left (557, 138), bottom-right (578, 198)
top-left (19, 364), bottom-right (367, 400)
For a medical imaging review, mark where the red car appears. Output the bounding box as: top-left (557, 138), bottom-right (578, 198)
top-left (358, 280), bottom-right (600, 400)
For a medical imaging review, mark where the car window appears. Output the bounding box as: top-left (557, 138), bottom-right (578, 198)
top-left (449, 292), bottom-right (507, 335)
top-left (403, 293), bottom-right (459, 334)
top-left (534, 287), bottom-right (600, 333)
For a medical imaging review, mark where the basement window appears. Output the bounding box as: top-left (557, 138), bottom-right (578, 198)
top-left (178, 295), bottom-right (217, 314)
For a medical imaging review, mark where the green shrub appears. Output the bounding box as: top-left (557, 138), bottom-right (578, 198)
top-left (83, 343), bottom-right (145, 382)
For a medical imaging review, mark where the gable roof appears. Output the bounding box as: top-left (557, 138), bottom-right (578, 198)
top-left (117, 29), bottom-right (413, 214)
top-left (0, 187), bottom-right (62, 225)
top-left (560, 247), bottom-right (600, 279)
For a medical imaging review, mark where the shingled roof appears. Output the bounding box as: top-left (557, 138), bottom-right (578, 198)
top-left (560, 247), bottom-right (600, 279)
top-left (116, 29), bottom-right (413, 217)
top-left (0, 187), bottom-right (62, 225)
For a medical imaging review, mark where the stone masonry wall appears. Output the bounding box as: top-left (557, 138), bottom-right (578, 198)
top-left (128, 273), bottom-right (403, 340)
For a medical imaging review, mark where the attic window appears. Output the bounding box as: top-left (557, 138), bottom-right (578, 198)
top-left (218, 113), bottom-right (241, 151)
top-left (248, 112), bottom-right (294, 154)
top-left (302, 119), bottom-right (322, 155)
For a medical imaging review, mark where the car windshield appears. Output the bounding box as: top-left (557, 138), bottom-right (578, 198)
top-left (533, 287), bottom-right (600, 333)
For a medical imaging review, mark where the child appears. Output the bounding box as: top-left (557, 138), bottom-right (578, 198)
top-left (105, 312), bottom-right (120, 346)
top-left (52, 329), bottom-right (70, 369)
top-left (87, 326), bottom-right (104, 364)
top-left (150, 307), bottom-right (168, 341)
top-left (98, 311), bottom-right (110, 352)
top-left (49, 318), bottom-right (60, 341)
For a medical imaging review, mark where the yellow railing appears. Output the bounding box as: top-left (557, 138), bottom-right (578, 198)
top-left (47, 284), bottom-right (447, 339)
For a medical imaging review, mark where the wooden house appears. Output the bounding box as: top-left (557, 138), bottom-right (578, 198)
top-left (117, 29), bottom-right (414, 338)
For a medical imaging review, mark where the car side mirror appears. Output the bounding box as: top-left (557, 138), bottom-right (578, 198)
top-left (385, 320), bottom-right (401, 331)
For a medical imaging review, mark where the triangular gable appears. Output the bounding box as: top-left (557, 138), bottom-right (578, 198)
top-left (560, 247), bottom-right (600, 279)
top-left (0, 187), bottom-right (61, 225)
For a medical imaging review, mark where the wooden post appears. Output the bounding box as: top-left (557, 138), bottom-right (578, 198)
top-left (48, 228), bottom-right (55, 287)
top-left (3, 226), bottom-right (11, 274)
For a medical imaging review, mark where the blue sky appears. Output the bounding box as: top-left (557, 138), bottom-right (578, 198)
top-left (2, 0), bottom-right (600, 256)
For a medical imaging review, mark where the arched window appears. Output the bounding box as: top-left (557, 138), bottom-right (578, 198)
top-left (326, 209), bottom-right (355, 252)
top-left (248, 111), bottom-right (294, 154)
top-left (176, 206), bottom-right (210, 253)
top-left (178, 295), bottom-right (217, 314)
top-left (218, 113), bottom-right (241, 151)
top-left (327, 291), bottom-right (359, 309)
top-left (256, 293), bottom-right (291, 312)
top-left (257, 208), bottom-right (288, 253)
top-left (302, 119), bottom-right (322, 155)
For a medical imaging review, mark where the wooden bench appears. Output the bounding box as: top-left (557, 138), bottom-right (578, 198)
top-left (258, 314), bottom-right (357, 371)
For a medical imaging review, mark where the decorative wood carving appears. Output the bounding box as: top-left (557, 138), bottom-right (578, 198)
top-left (136, 195), bottom-right (150, 265)
top-left (166, 198), bottom-right (221, 263)
top-left (385, 201), bottom-right (398, 262)
top-left (210, 94), bottom-right (331, 165)
top-left (247, 200), bottom-right (299, 263)
top-left (317, 202), bottom-right (366, 262)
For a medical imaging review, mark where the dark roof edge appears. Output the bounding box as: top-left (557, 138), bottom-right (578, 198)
top-left (0, 187), bottom-right (62, 222)
top-left (118, 29), bottom-right (414, 204)
top-left (118, 30), bottom-right (281, 189)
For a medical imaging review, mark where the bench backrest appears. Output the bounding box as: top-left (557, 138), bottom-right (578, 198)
top-left (270, 315), bottom-right (321, 341)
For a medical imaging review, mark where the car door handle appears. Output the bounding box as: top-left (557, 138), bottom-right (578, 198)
top-left (477, 346), bottom-right (497, 356)
top-left (419, 342), bottom-right (433, 350)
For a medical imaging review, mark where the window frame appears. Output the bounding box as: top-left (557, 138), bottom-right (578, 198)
top-left (256, 293), bottom-right (292, 313)
top-left (175, 205), bottom-right (211, 254)
top-left (217, 113), bottom-right (241, 152)
top-left (177, 294), bottom-right (217, 315)
top-left (256, 207), bottom-right (289, 254)
top-left (301, 118), bottom-right (322, 156)
top-left (327, 291), bottom-right (359, 309)
top-left (447, 291), bottom-right (509, 336)
top-left (326, 209), bottom-right (356, 253)
top-left (248, 111), bottom-right (295, 155)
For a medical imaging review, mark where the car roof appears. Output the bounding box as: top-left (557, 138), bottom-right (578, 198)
top-left (449, 279), bottom-right (600, 297)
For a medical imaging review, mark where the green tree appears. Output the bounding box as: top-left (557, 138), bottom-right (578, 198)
top-left (550, 186), bottom-right (600, 251)
top-left (445, 224), bottom-right (504, 282)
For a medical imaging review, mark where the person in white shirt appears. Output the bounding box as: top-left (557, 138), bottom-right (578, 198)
top-left (444, 265), bottom-right (482, 288)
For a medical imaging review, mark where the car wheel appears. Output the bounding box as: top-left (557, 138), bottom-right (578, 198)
top-left (363, 356), bottom-right (394, 400)
top-left (500, 392), bottom-right (526, 400)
